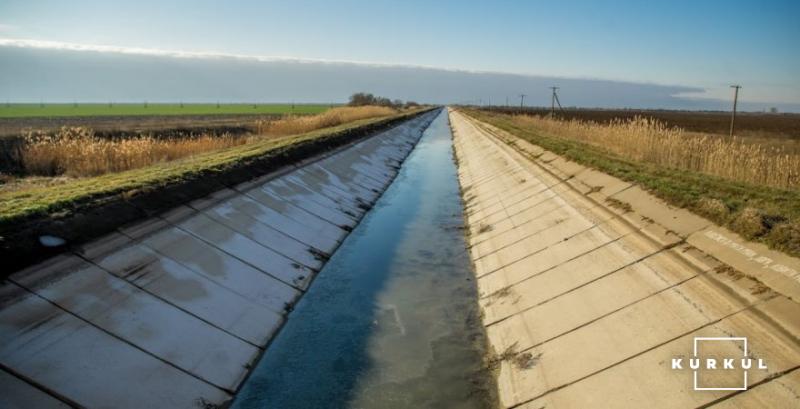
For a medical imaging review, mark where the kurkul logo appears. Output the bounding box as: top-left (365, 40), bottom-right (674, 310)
top-left (671, 337), bottom-right (767, 391)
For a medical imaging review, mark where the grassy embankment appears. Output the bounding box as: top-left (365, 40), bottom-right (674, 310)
top-left (464, 109), bottom-right (800, 257)
top-left (0, 103), bottom-right (331, 118)
top-left (15, 106), bottom-right (395, 178)
top-left (0, 106), bottom-right (406, 226)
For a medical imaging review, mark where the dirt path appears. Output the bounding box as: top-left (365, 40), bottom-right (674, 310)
top-left (449, 108), bottom-right (800, 408)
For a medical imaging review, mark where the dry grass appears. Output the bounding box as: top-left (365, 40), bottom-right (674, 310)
top-left (466, 108), bottom-right (800, 258)
top-left (17, 106), bottom-right (396, 178)
top-left (256, 106), bottom-right (396, 136)
top-left (511, 115), bottom-right (800, 189)
top-left (21, 127), bottom-right (252, 177)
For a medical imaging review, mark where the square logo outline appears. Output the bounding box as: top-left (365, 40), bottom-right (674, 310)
top-left (692, 337), bottom-right (748, 391)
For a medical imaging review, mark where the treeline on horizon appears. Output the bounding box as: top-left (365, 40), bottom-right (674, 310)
top-left (348, 93), bottom-right (419, 109)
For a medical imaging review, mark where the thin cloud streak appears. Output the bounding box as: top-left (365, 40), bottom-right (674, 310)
top-left (0, 38), bottom-right (520, 75)
top-left (0, 38), bottom-right (699, 89)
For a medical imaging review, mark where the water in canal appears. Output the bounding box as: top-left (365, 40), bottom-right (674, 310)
top-left (233, 109), bottom-right (496, 409)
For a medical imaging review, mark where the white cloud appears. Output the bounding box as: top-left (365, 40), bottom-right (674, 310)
top-left (0, 37), bottom-right (482, 73)
top-left (0, 23), bottom-right (17, 32)
top-left (0, 37), bottom-right (685, 84)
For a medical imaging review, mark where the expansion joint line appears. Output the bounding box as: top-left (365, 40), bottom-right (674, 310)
top-left (694, 365), bottom-right (800, 409)
top-left (484, 243), bottom-right (689, 326)
top-left (73, 252), bottom-right (261, 349)
top-left (0, 361), bottom-right (82, 408)
top-left (506, 298), bottom-right (771, 409)
top-left (7, 279), bottom-right (233, 394)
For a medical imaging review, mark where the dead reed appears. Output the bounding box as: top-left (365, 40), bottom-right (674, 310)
top-left (256, 106), bottom-right (395, 136)
top-left (20, 127), bottom-right (251, 177)
top-left (17, 106), bottom-right (396, 178)
top-left (512, 115), bottom-right (800, 189)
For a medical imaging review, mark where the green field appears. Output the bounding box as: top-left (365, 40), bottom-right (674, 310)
top-left (0, 103), bottom-right (332, 118)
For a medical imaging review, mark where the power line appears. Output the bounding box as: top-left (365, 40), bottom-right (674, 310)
top-left (519, 94), bottom-right (527, 108)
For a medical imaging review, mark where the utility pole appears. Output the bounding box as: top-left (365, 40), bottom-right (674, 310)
top-left (505, 96), bottom-right (509, 107)
top-left (729, 85), bottom-right (741, 137)
top-left (549, 86), bottom-right (563, 116)
top-left (519, 94), bottom-right (526, 108)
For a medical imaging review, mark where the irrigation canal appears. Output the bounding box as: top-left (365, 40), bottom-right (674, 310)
top-left (0, 108), bottom-right (495, 409)
top-left (233, 109), bottom-right (495, 408)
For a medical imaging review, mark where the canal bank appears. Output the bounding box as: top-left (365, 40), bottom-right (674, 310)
top-left (233, 109), bottom-right (496, 408)
top-left (450, 108), bottom-right (800, 408)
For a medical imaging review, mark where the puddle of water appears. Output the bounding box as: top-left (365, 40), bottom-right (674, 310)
top-left (233, 109), bottom-right (495, 409)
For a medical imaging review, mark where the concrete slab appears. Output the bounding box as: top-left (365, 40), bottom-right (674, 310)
top-left (494, 275), bottom-right (761, 407)
top-left (688, 226), bottom-right (800, 301)
top-left (87, 236), bottom-right (283, 345)
top-left (210, 194), bottom-right (340, 254)
top-left (0, 283), bottom-right (229, 408)
top-left (609, 185), bottom-right (711, 238)
top-left (518, 297), bottom-right (800, 409)
top-left (10, 255), bottom-right (259, 391)
top-left (242, 187), bottom-right (347, 242)
top-left (711, 369), bottom-right (800, 408)
top-left (261, 180), bottom-right (360, 227)
top-left (197, 201), bottom-right (324, 270)
top-left (0, 370), bottom-right (71, 409)
top-left (268, 176), bottom-right (363, 215)
top-left (170, 210), bottom-right (313, 289)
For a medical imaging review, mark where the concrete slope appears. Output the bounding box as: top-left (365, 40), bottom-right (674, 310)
top-left (0, 110), bottom-right (439, 409)
top-left (449, 109), bottom-right (800, 408)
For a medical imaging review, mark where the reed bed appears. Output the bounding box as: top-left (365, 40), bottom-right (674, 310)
top-left (512, 114), bottom-right (800, 189)
top-left (21, 127), bottom-right (251, 177)
top-left (256, 106), bottom-right (395, 136)
top-left (17, 106), bottom-right (396, 178)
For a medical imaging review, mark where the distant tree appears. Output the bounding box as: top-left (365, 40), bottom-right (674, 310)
top-left (349, 92), bottom-right (376, 106)
top-left (348, 93), bottom-right (404, 108)
top-left (769, 107), bottom-right (779, 114)
top-left (405, 101), bottom-right (419, 108)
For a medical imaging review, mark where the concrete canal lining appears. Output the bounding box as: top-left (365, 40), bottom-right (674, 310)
top-left (450, 109), bottom-right (800, 408)
top-left (232, 108), bottom-right (495, 409)
top-left (0, 109), bottom-right (440, 408)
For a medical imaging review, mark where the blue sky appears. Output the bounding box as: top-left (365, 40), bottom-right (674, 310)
top-left (1, 0), bottom-right (798, 107)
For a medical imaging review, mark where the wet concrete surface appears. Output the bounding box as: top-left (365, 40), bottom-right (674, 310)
top-left (233, 109), bottom-right (495, 409)
top-left (0, 110), bottom-right (439, 408)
